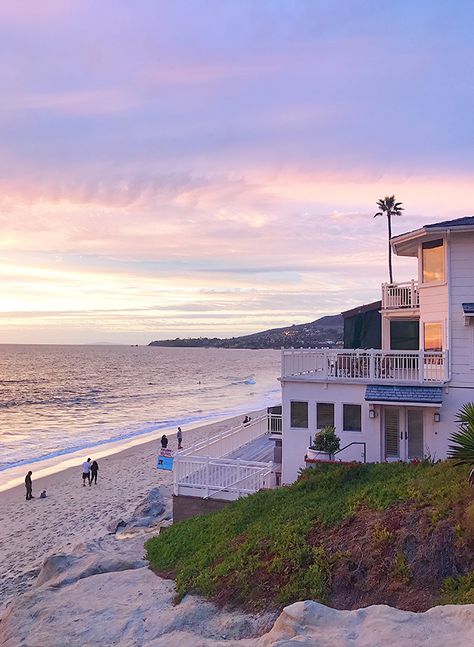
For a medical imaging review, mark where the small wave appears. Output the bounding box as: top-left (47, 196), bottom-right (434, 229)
top-left (231, 375), bottom-right (256, 386)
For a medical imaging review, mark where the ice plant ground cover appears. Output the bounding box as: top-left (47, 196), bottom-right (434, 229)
top-left (146, 461), bottom-right (474, 611)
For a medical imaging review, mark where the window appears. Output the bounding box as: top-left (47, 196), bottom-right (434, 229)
top-left (343, 404), bottom-right (362, 432)
top-left (422, 239), bottom-right (444, 283)
top-left (390, 320), bottom-right (419, 350)
top-left (424, 322), bottom-right (443, 352)
top-left (317, 402), bottom-right (334, 428)
top-left (290, 401), bottom-right (308, 428)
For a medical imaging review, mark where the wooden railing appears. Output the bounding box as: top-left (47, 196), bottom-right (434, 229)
top-left (382, 280), bottom-right (419, 310)
top-left (281, 348), bottom-right (448, 384)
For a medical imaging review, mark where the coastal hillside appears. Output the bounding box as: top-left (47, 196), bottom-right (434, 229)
top-left (146, 461), bottom-right (474, 612)
top-left (149, 314), bottom-right (343, 349)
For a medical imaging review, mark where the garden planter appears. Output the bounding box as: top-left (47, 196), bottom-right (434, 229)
top-left (306, 448), bottom-right (333, 461)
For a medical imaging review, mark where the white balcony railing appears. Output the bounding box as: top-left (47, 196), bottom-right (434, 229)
top-left (174, 413), bottom-right (279, 500)
top-left (382, 280), bottom-right (419, 310)
top-left (174, 456), bottom-right (273, 501)
top-left (281, 348), bottom-right (448, 384)
top-left (179, 414), bottom-right (270, 459)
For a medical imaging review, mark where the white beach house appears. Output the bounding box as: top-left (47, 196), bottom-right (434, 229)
top-left (281, 216), bottom-right (474, 483)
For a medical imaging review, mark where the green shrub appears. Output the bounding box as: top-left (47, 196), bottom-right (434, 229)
top-left (440, 572), bottom-right (474, 604)
top-left (310, 425), bottom-right (340, 454)
top-left (391, 553), bottom-right (412, 584)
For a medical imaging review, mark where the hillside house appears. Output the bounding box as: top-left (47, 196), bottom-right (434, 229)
top-left (281, 216), bottom-right (474, 483)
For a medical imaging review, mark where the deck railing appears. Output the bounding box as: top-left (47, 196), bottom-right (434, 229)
top-left (281, 348), bottom-right (448, 384)
top-left (174, 412), bottom-right (279, 500)
top-left (174, 456), bottom-right (273, 500)
top-left (381, 279), bottom-right (419, 310)
top-left (180, 414), bottom-right (270, 459)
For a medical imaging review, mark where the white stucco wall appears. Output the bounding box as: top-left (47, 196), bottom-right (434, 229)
top-left (281, 380), bottom-right (380, 484)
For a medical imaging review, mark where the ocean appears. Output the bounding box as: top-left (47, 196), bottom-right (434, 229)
top-left (0, 345), bottom-right (280, 477)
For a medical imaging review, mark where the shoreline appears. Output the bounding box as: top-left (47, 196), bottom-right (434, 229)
top-left (0, 403), bottom-right (275, 493)
top-left (0, 410), bottom-right (263, 610)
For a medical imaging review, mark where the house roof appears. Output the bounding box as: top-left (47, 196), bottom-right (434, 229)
top-left (462, 303), bottom-right (474, 314)
top-left (425, 216), bottom-right (474, 229)
top-left (341, 300), bottom-right (381, 318)
top-left (365, 385), bottom-right (443, 405)
top-left (391, 215), bottom-right (474, 257)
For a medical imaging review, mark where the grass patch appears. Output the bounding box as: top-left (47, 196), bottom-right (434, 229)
top-left (145, 461), bottom-right (471, 610)
top-left (440, 572), bottom-right (474, 604)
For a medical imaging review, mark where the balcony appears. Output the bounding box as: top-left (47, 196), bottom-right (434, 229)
top-left (381, 280), bottom-right (419, 310)
top-left (281, 348), bottom-right (448, 384)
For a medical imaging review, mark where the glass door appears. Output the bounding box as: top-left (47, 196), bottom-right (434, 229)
top-left (406, 409), bottom-right (424, 459)
top-left (384, 408), bottom-right (400, 460)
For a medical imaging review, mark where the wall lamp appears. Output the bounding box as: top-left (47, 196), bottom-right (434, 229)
top-left (369, 408), bottom-right (377, 419)
top-left (433, 411), bottom-right (441, 423)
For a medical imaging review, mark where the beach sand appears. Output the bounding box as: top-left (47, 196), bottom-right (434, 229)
top-left (0, 411), bottom-right (260, 610)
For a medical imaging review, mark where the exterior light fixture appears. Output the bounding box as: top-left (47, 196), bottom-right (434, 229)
top-left (434, 411), bottom-right (441, 423)
top-left (369, 409), bottom-right (376, 419)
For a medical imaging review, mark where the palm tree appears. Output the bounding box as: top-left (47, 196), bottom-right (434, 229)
top-left (448, 403), bottom-right (474, 465)
top-left (374, 195), bottom-right (404, 284)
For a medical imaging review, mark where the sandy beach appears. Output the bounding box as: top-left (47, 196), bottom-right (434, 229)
top-left (0, 411), bottom-right (259, 611)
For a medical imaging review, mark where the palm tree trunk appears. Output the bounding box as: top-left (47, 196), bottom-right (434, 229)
top-left (387, 215), bottom-right (393, 283)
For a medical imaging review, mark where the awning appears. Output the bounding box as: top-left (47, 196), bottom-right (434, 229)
top-left (365, 385), bottom-right (443, 406)
top-left (463, 304), bottom-right (474, 325)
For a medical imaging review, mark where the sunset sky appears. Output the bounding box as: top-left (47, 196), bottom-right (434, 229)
top-left (1, 1), bottom-right (473, 344)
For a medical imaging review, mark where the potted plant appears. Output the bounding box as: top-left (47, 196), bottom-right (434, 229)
top-left (307, 425), bottom-right (341, 462)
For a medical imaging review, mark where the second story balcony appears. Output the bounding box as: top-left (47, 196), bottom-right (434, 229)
top-left (382, 280), bottom-right (419, 311)
top-left (281, 348), bottom-right (448, 384)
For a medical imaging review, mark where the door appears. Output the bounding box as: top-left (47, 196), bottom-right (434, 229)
top-left (384, 408), bottom-right (400, 460)
top-left (406, 409), bottom-right (424, 460)
top-left (384, 407), bottom-right (424, 461)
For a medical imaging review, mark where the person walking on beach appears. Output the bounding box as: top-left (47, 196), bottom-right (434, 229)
top-left (177, 427), bottom-right (183, 450)
top-left (25, 471), bottom-right (33, 500)
top-left (90, 460), bottom-right (99, 485)
top-left (160, 434), bottom-right (168, 449)
top-left (82, 458), bottom-right (91, 487)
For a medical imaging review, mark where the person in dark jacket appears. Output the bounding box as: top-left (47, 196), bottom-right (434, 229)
top-left (177, 427), bottom-right (183, 449)
top-left (90, 460), bottom-right (99, 485)
top-left (25, 471), bottom-right (33, 500)
top-left (161, 434), bottom-right (168, 449)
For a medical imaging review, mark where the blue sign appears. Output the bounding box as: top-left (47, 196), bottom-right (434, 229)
top-left (157, 455), bottom-right (174, 470)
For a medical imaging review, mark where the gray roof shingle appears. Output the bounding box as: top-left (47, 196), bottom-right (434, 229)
top-left (425, 216), bottom-right (474, 229)
top-left (365, 385), bottom-right (443, 404)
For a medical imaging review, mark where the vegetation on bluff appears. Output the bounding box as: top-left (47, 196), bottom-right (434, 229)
top-left (146, 461), bottom-right (474, 611)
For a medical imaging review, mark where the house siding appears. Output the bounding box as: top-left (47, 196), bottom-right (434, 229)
top-left (449, 232), bottom-right (474, 386)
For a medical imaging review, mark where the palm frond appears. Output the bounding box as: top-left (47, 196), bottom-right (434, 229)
top-left (448, 402), bottom-right (474, 465)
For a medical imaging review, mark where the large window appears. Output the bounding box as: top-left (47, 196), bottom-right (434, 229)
top-left (424, 322), bottom-right (443, 352)
top-left (390, 320), bottom-right (419, 350)
top-left (422, 239), bottom-right (444, 283)
top-left (343, 404), bottom-right (362, 432)
top-left (317, 402), bottom-right (334, 429)
top-left (290, 401), bottom-right (308, 428)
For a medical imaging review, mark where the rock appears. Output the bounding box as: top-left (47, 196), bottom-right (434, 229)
top-left (107, 519), bottom-right (127, 534)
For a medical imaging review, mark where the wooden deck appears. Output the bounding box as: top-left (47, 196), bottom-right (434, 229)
top-left (225, 434), bottom-right (275, 463)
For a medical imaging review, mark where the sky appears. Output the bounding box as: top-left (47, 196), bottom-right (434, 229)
top-left (0, 0), bottom-right (473, 344)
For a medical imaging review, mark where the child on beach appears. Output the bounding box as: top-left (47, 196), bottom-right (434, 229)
top-left (40, 490), bottom-right (47, 499)
top-left (161, 434), bottom-right (168, 449)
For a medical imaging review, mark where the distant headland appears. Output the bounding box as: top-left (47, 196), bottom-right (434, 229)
top-left (148, 314), bottom-right (343, 349)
